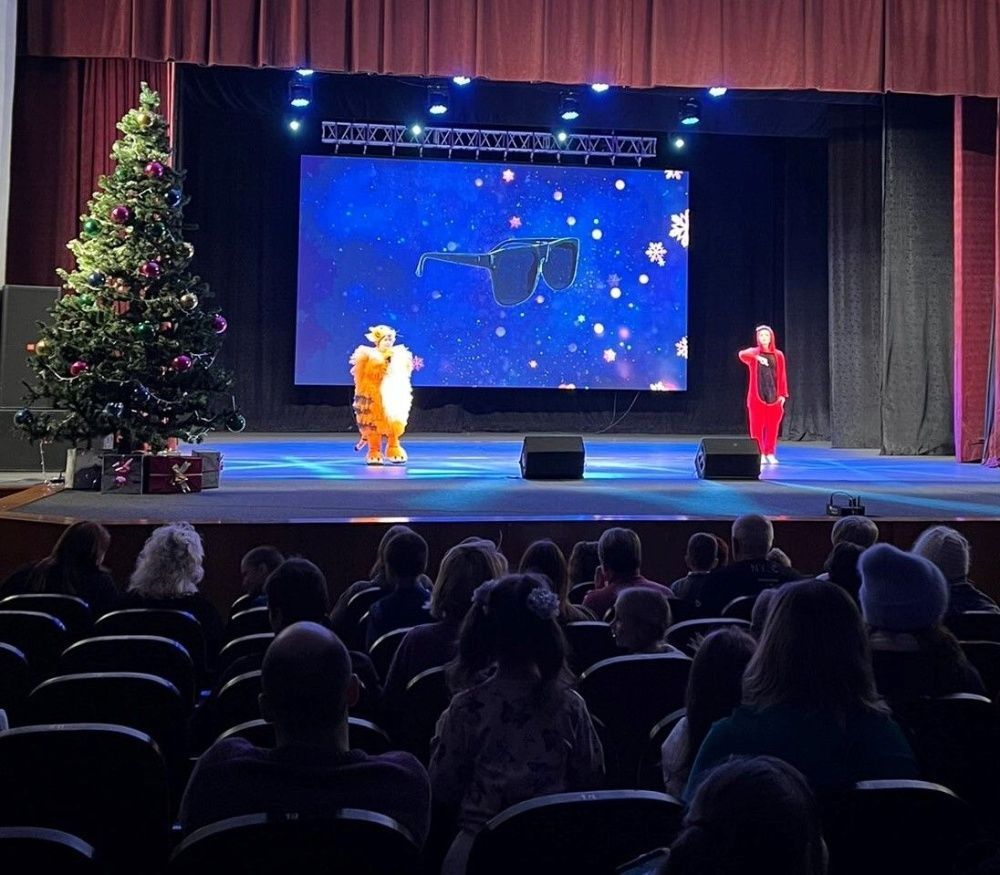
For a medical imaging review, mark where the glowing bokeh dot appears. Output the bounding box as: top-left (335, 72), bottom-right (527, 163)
top-left (567, 216), bottom-right (576, 226)
top-left (553, 191), bottom-right (563, 201)
top-left (615, 179), bottom-right (625, 190)
top-left (535, 295), bottom-right (545, 304)
top-left (639, 273), bottom-right (650, 284)
top-left (568, 343), bottom-right (578, 352)
top-left (610, 287), bottom-right (622, 299)
top-left (529, 360), bottom-right (538, 368)
top-left (591, 229), bottom-right (603, 240)
top-left (495, 327), bottom-right (506, 337)
top-left (593, 323), bottom-right (605, 335)
top-left (474, 178), bottom-right (483, 187)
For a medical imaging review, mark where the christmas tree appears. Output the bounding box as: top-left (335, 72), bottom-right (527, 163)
top-left (17, 83), bottom-right (242, 452)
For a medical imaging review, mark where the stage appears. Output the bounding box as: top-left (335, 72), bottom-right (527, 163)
top-left (2, 433), bottom-right (999, 524)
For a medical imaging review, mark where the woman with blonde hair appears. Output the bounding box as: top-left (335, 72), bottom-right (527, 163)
top-left (118, 522), bottom-right (224, 659)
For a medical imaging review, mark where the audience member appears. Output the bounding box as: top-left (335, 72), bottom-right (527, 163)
top-left (430, 573), bottom-right (604, 873)
top-left (749, 587), bottom-right (778, 640)
top-left (663, 756), bottom-right (827, 875)
top-left (382, 541), bottom-right (506, 707)
top-left (582, 528), bottom-right (670, 618)
top-left (1, 520), bottom-right (117, 616)
top-left (366, 530), bottom-right (432, 649)
top-left (238, 545), bottom-right (284, 608)
top-left (860, 543), bottom-right (985, 698)
top-left (118, 522), bottom-right (224, 659)
top-left (567, 540), bottom-right (600, 585)
top-left (767, 547), bottom-right (792, 568)
top-left (912, 525), bottom-right (999, 616)
top-left (613, 587), bottom-right (678, 654)
top-left (831, 515), bottom-right (879, 549)
top-left (661, 627), bottom-right (756, 797)
top-left (711, 534), bottom-right (730, 568)
top-left (670, 533), bottom-right (718, 600)
top-left (520, 539), bottom-right (591, 622)
top-left (179, 622), bottom-right (431, 843)
top-left (823, 541), bottom-right (864, 603)
top-left (679, 515), bottom-right (801, 616)
top-left (686, 579), bottom-right (918, 798)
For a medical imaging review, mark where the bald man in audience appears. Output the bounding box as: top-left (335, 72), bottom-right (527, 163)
top-left (179, 622), bottom-right (430, 844)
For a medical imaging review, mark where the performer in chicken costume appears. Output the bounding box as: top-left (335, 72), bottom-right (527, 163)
top-left (350, 325), bottom-right (414, 464)
top-left (738, 325), bottom-right (788, 464)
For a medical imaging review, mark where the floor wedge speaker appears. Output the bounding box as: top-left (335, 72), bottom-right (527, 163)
top-left (519, 435), bottom-right (585, 480)
top-left (1, 285), bottom-right (60, 407)
top-left (695, 437), bottom-right (760, 480)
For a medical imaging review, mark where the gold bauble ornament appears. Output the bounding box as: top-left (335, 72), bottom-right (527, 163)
top-left (34, 338), bottom-right (52, 356)
top-left (136, 111), bottom-right (153, 128)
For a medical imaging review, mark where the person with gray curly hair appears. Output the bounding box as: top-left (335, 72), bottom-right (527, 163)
top-left (118, 522), bottom-right (224, 659)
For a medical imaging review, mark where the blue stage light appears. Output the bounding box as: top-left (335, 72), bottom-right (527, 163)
top-left (671, 134), bottom-right (686, 150)
top-left (452, 75), bottom-right (472, 86)
top-left (591, 83), bottom-right (610, 93)
top-left (559, 94), bottom-right (580, 121)
top-left (288, 119), bottom-right (302, 132)
top-left (678, 97), bottom-right (700, 126)
top-left (427, 87), bottom-right (449, 115)
top-left (410, 123), bottom-right (424, 137)
top-left (289, 80), bottom-right (312, 108)
top-left (708, 86), bottom-right (727, 97)
top-left (296, 68), bottom-right (315, 77)
top-left (555, 130), bottom-right (569, 143)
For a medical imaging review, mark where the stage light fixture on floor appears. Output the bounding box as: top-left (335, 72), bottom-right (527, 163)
top-left (452, 75), bottom-right (472, 86)
top-left (289, 80), bottom-right (312, 108)
top-left (559, 94), bottom-right (580, 121)
top-left (678, 98), bottom-right (700, 126)
top-left (591, 83), bottom-right (610, 93)
top-left (707, 86), bottom-right (727, 97)
top-left (296, 68), bottom-right (315, 77)
top-left (427, 87), bottom-right (449, 116)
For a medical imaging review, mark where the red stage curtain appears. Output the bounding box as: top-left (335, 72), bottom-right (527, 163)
top-left (21, 0), bottom-right (887, 93)
top-left (5, 57), bottom-right (172, 287)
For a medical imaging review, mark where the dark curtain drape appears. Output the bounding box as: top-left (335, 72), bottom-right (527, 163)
top-left (828, 105), bottom-right (884, 448)
top-left (5, 56), bottom-right (171, 287)
top-left (13, 0), bottom-right (937, 95)
top-left (178, 67), bottom-right (828, 435)
top-left (880, 95), bottom-right (954, 455)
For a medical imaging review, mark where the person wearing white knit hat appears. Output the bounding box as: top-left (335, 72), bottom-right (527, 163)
top-left (911, 525), bottom-right (999, 617)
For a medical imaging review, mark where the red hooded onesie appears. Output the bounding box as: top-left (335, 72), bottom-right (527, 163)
top-left (738, 325), bottom-right (788, 456)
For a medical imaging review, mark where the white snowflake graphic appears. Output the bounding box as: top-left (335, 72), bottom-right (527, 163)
top-left (664, 170), bottom-right (684, 181)
top-left (607, 273), bottom-right (621, 287)
top-left (645, 241), bottom-right (667, 267)
top-left (669, 209), bottom-right (689, 249)
top-left (649, 380), bottom-right (669, 391)
top-left (603, 349), bottom-right (617, 363)
top-left (675, 336), bottom-right (688, 359)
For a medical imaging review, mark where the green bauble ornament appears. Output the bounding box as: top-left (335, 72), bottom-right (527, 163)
top-left (82, 218), bottom-right (101, 236)
top-left (135, 322), bottom-right (157, 341)
top-left (147, 222), bottom-right (166, 240)
top-left (77, 293), bottom-right (95, 308)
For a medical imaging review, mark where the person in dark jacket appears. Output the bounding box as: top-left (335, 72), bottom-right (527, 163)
top-left (366, 530), bottom-right (432, 649)
top-left (912, 525), bottom-right (999, 617)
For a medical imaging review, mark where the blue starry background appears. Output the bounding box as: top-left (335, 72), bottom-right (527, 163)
top-left (296, 155), bottom-right (688, 390)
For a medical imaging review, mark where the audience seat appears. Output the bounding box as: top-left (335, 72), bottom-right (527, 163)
top-left (823, 780), bottom-right (980, 875)
top-left (59, 635), bottom-right (195, 706)
top-left (578, 653), bottom-right (692, 786)
top-left (25, 672), bottom-right (188, 763)
top-left (94, 609), bottom-right (207, 681)
top-left (369, 627), bottom-right (414, 681)
top-left (664, 618), bottom-right (751, 656)
top-left (568, 582), bottom-right (595, 604)
top-left (334, 586), bottom-right (383, 651)
top-left (0, 594), bottom-right (93, 640)
top-left (0, 610), bottom-right (68, 681)
top-left (228, 594), bottom-right (256, 618)
top-left (217, 717), bottom-right (395, 756)
top-left (168, 810), bottom-right (420, 875)
top-left (871, 649), bottom-right (942, 703)
top-left (0, 827), bottom-right (99, 874)
top-left (464, 790), bottom-right (685, 875)
top-left (958, 640), bottom-right (1000, 700)
top-left (0, 642), bottom-right (30, 719)
top-left (637, 708), bottom-right (686, 791)
top-left (946, 612), bottom-right (1000, 643)
top-left (399, 665), bottom-right (450, 764)
top-left (0, 723), bottom-right (170, 875)
top-left (563, 620), bottom-right (621, 675)
top-left (720, 595), bottom-right (757, 622)
top-left (215, 670), bottom-right (263, 733)
top-left (216, 633), bottom-right (274, 685)
top-left (665, 598), bottom-right (701, 625)
top-left (223, 607), bottom-right (271, 643)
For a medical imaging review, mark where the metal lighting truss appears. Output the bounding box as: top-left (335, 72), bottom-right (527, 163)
top-left (320, 121), bottom-right (657, 164)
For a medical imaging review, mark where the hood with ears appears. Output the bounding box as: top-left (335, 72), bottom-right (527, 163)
top-left (754, 324), bottom-right (777, 352)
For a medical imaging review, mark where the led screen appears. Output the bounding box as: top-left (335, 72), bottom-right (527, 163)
top-left (296, 155), bottom-right (689, 390)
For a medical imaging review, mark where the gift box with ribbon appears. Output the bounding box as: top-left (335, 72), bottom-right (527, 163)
top-left (100, 453), bottom-right (146, 494)
top-left (143, 455), bottom-right (204, 494)
top-left (192, 450), bottom-right (223, 489)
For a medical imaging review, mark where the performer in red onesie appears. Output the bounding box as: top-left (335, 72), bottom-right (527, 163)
top-left (738, 325), bottom-right (788, 464)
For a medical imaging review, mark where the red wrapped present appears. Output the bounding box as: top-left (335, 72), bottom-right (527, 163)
top-left (143, 455), bottom-right (203, 494)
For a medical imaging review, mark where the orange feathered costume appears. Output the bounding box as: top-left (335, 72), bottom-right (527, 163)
top-left (350, 325), bottom-right (414, 464)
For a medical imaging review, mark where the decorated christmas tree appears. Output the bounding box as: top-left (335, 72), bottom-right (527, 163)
top-left (17, 83), bottom-right (242, 452)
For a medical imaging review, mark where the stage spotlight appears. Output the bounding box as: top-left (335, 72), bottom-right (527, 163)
top-left (452, 75), bottom-right (472, 86)
top-left (296, 68), bottom-right (315, 77)
top-left (708, 86), bottom-right (727, 97)
top-left (671, 134), bottom-right (686, 150)
top-left (555, 130), bottom-right (569, 144)
top-left (559, 94), bottom-right (580, 121)
top-left (288, 119), bottom-right (302, 132)
top-left (678, 97), bottom-right (700, 126)
top-left (410, 123), bottom-right (424, 137)
top-left (427, 87), bottom-right (449, 115)
top-left (289, 80), bottom-right (312, 108)
top-left (591, 83), bottom-right (610, 93)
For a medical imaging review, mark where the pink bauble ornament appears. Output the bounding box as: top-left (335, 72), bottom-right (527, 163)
top-left (140, 260), bottom-right (161, 278)
top-left (144, 161), bottom-right (165, 178)
top-left (110, 205), bottom-right (131, 224)
top-left (171, 354), bottom-right (193, 372)
top-left (211, 314), bottom-right (228, 334)
top-left (69, 360), bottom-right (89, 377)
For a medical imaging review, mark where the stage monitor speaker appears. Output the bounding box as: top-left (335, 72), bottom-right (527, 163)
top-left (695, 437), bottom-right (760, 480)
top-left (520, 435), bottom-right (585, 480)
top-left (1, 285), bottom-right (60, 407)
top-left (0, 408), bottom-right (70, 471)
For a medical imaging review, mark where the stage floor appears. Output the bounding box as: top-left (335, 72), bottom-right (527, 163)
top-left (2, 433), bottom-right (999, 524)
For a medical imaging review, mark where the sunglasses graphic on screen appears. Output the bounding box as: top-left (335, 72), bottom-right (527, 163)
top-left (415, 237), bottom-right (580, 306)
